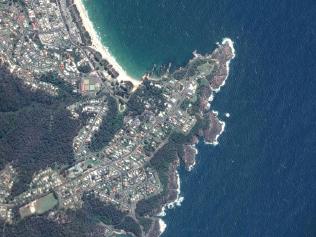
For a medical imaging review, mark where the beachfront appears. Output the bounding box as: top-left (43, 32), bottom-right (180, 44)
top-left (73, 0), bottom-right (142, 88)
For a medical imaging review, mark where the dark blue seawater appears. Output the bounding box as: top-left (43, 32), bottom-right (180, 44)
top-left (84, 0), bottom-right (316, 236)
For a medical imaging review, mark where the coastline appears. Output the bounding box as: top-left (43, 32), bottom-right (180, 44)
top-left (211, 38), bottom-right (236, 93)
top-left (158, 218), bottom-right (167, 235)
top-left (188, 144), bottom-right (198, 171)
top-left (156, 168), bottom-right (183, 236)
top-left (73, 0), bottom-right (142, 87)
top-left (205, 112), bottom-right (226, 146)
top-left (157, 170), bottom-right (184, 217)
top-left (156, 38), bottom-right (236, 236)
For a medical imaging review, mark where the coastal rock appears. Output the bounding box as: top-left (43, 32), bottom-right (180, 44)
top-left (199, 87), bottom-right (212, 112)
top-left (204, 111), bottom-right (225, 145)
top-left (183, 144), bottom-right (198, 171)
top-left (166, 159), bottom-right (180, 203)
top-left (210, 40), bottom-right (235, 92)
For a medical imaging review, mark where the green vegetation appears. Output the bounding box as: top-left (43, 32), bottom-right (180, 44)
top-left (136, 117), bottom-right (208, 218)
top-left (0, 67), bottom-right (81, 196)
top-left (135, 140), bottom-right (180, 217)
top-left (180, 98), bottom-right (191, 111)
top-left (190, 79), bottom-right (212, 114)
top-left (83, 194), bottom-right (142, 236)
top-left (117, 216), bottom-right (142, 237)
top-left (127, 79), bottom-right (166, 115)
top-left (138, 217), bottom-right (153, 234)
top-left (135, 194), bottom-right (164, 218)
top-left (150, 141), bottom-right (179, 193)
top-left (0, 209), bottom-right (97, 237)
top-left (82, 194), bottom-right (127, 225)
top-left (0, 193), bottom-right (142, 237)
top-left (39, 72), bottom-right (77, 97)
top-left (19, 193), bottom-right (58, 218)
top-left (172, 67), bottom-right (187, 80)
top-left (34, 193), bottom-right (59, 215)
top-left (77, 63), bottom-right (92, 74)
top-left (170, 118), bottom-right (208, 145)
top-left (89, 96), bottom-right (124, 151)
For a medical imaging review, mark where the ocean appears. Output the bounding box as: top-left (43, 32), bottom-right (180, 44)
top-left (83, 0), bottom-right (316, 236)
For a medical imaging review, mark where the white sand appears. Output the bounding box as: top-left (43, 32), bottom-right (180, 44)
top-left (73, 0), bottom-right (141, 87)
top-left (157, 206), bottom-right (166, 217)
top-left (158, 219), bottom-right (167, 235)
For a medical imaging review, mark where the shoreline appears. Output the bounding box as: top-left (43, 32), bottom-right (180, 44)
top-left (204, 110), bottom-right (226, 146)
top-left (206, 118), bottom-right (226, 146)
top-left (188, 144), bottom-right (198, 171)
top-left (157, 170), bottom-right (184, 217)
top-left (212, 38), bottom-right (236, 93)
top-left (158, 218), bottom-right (167, 235)
top-left (222, 38), bottom-right (236, 58)
top-left (155, 38), bottom-right (235, 236)
top-left (167, 171), bottom-right (184, 209)
top-left (73, 0), bottom-right (141, 87)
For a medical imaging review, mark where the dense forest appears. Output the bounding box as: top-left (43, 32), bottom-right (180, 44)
top-left (89, 96), bottom-right (124, 152)
top-left (82, 194), bottom-right (142, 237)
top-left (127, 79), bottom-right (166, 115)
top-left (0, 209), bottom-right (97, 237)
top-left (82, 193), bottom-right (128, 225)
top-left (38, 72), bottom-right (78, 98)
top-left (0, 67), bottom-right (82, 196)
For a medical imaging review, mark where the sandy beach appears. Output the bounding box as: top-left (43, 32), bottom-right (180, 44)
top-left (158, 218), bottom-right (167, 235)
top-left (73, 0), bottom-right (141, 87)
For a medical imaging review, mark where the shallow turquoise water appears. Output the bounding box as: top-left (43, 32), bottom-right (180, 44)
top-left (83, 0), bottom-right (231, 78)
